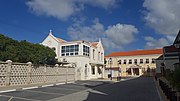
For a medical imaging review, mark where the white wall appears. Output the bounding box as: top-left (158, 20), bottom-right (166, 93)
top-left (41, 34), bottom-right (59, 59)
top-left (155, 59), bottom-right (163, 73)
top-left (42, 34), bottom-right (105, 80)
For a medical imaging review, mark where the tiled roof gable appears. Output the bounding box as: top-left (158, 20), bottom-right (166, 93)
top-left (91, 42), bottom-right (98, 47)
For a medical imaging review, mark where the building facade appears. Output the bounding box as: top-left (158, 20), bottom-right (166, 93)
top-left (41, 31), bottom-right (104, 80)
top-left (105, 49), bottom-right (162, 78)
top-left (156, 30), bottom-right (180, 76)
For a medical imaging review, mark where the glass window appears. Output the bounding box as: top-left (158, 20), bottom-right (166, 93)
top-left (118, 60), bottom-right (121, 64)
top-left (146, 59), bottom-right (149, 63)
top-left (61, 45), bottom-right (79, 56)
top-left (123, 60), bottom-right (126, 64)
top-left (134, 59), bottom-right (137, 64)
top-left (129, 59), bottom-right (132, 64)
top-left (140, 59), bottom-right (143, 64)
top-left (83, 45), bottom-right (90, 56)
top-left (62, 46), bottom-right (65, 49)
top-left (152, 58), bottom-right (155, 63)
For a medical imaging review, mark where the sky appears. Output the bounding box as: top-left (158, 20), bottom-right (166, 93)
top-left (0, 0), bottom-right (180, 54)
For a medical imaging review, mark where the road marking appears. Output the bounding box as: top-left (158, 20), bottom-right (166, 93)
top-left (56, 82), bottom-right (65, 85)
top-left (42, 84), bottom-right (54, 87)
top-left (0, 89), bottom-right (16, 93)
top-left (0, 94), bottom-right (39, 101)
top-left (26, 89), bottom-right (66, 95)
top-left (22, 86), bottom-right (38, 90)
top-left (8, 97), bottom-right (13, 101)
top-left (67, 81), bottom-right (75, 83)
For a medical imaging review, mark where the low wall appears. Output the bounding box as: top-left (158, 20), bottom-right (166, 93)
top-left (0, 60), bottom-right (75, 87)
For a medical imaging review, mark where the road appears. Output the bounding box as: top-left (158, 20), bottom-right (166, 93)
top-left (0, 77), bottom-right (160, 101)
top-left (50, 77), bottom-right (161, 101)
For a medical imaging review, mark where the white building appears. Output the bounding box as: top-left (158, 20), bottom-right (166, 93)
top-left (41, 31), bottom-right (104, 80)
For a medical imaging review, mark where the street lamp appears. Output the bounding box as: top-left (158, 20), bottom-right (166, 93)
top-left (109, 58), bottom-right (112, 80)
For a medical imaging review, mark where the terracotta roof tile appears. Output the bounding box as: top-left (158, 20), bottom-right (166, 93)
top-left (56, 38), bottom-right (66, 43)
top-left (106, 49), bottom-right (163, 57)
top-left (91, 42), bottom-right (98, 47)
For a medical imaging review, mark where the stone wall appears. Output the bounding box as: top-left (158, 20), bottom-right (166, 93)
top-left (0, 60), bottom-right (75, 87)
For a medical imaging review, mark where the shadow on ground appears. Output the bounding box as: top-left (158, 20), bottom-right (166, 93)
top-left (84, 77), bottom-right (160, 101)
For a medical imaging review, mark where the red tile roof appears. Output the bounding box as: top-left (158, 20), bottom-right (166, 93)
top-left (164, 45), bottom-right (178, 53)
top-left (106, 49), bottom-right (163, 57)
top-left (91, 42), bottom-right (98, 47)
top-left (56, 38), bottom-right (66, 43)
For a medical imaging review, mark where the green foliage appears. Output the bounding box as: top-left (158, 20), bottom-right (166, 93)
top-left (165, 68), bottom-right (180, 91)
top-left (0, 34), bottom-right (57, 65)
top-left (172, 68), bottom-right (180, 90)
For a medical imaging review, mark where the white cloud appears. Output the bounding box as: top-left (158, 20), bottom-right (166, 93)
top-left (143, 0), bottom-right (180, 35)
top-left (67, 18), bottom-right (104, 41)
top-left (86, 0), bottom-right (119, 9)
top-left (67, 18), bottom-right (138, 53)
top-left (144, 36), bottom-right (171, 49)
top-left (26, 0), bottom-right (84, 20)
top-left (105, 24), bottom-right (138, 45)
top-left (26, 0), bottom-right (119, 20)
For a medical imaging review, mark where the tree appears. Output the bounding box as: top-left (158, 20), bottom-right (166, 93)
top-left (0, 34), bottom-right (57, 65)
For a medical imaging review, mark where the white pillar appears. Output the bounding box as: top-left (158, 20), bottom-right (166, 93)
top-left (131, 68), bottom-right (134, 76)
top-left (139, 68), bottom-right (142, 76)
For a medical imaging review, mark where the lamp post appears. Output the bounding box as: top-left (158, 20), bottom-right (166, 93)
top-left (109, 58), bottom-right (112, 80)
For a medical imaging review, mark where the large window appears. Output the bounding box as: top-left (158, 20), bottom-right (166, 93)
top-left (140, 59), bottom-right (143, 64)
top-left (129, 59), bottom-right (132, 64)
top-left (123, 60), bottom-right (126, 64)
top-left (146, 59), bottom-right (149, 64)
top-left (61, 45), bottom-right (79, 56)
top-left (83, 45), bottom-right (90, 56)
top-left (134, 59), bottom-right (137, 64)
top-left (118, 60), bottom-right (121, 64)
top-left (152, 58), bottom-right (155, 63)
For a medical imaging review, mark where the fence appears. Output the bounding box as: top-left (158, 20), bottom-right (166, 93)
top-left (0, 60), bottom-right (75, 87)
top-left (158, 79), bottom-right (180, 101)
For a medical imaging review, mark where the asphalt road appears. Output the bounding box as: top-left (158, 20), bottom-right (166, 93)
top-left (0, 77), bottom-right (160, 101)
top-left (50, 77), bottom-right (161, 101)
top-left (0, 80), bottom-right (112, 101)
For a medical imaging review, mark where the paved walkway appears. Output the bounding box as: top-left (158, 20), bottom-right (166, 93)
top-left (50, 77), bottom-right (161, 101)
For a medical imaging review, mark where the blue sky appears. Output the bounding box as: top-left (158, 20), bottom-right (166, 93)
top-left (0, 0), bottom-right (179, 54)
